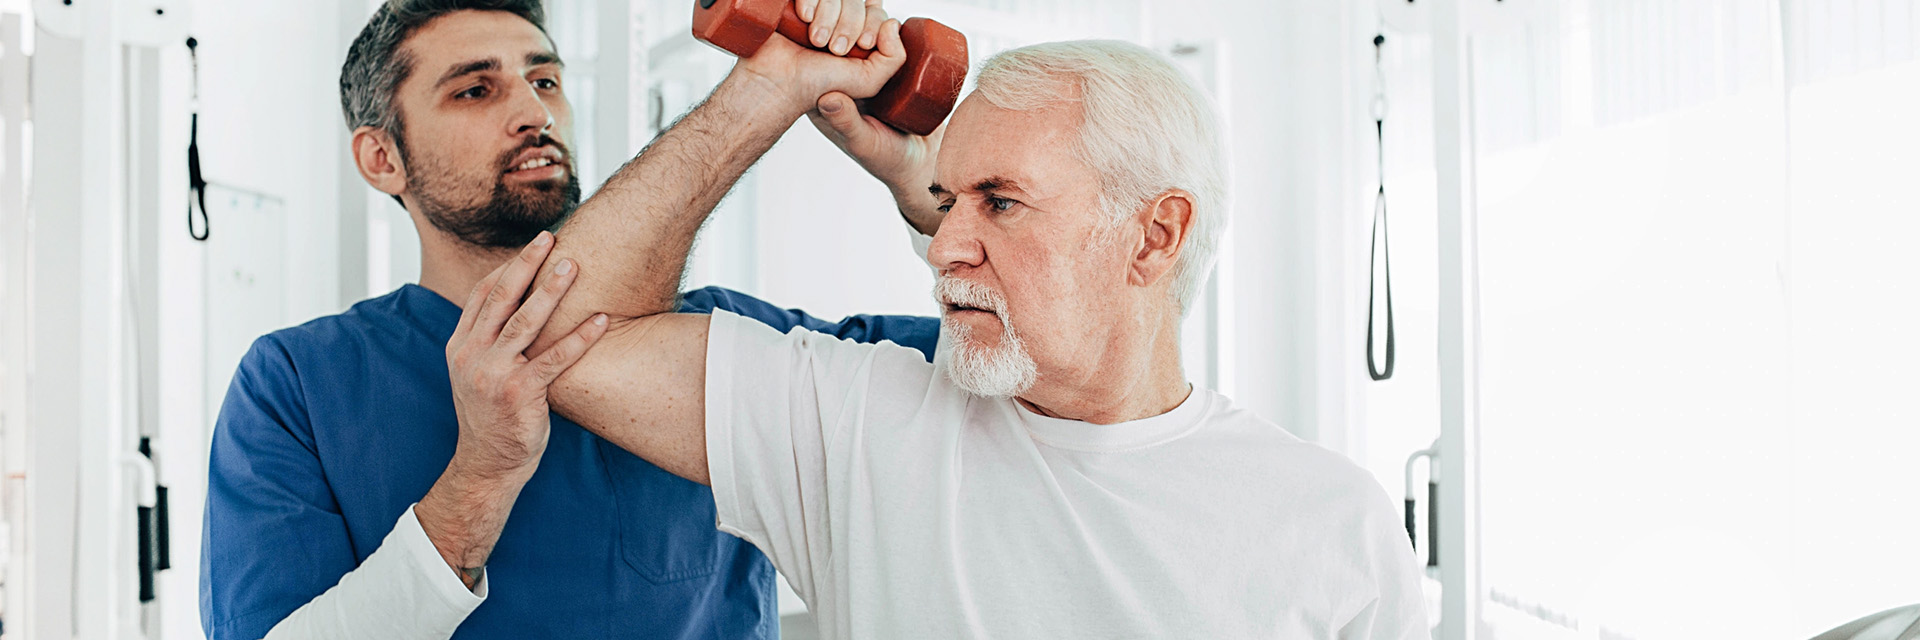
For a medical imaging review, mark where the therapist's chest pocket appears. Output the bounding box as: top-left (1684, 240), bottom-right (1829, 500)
top-left (598, 441), bottom-right (730, 584)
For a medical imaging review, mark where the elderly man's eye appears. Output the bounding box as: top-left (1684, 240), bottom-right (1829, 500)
top-left (988, 197), bottom-right (1016, 212)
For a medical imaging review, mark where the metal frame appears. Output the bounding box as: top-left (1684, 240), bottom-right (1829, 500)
top-left (0, 9), bottom-right (29, 639)
top-left (1427, 1), bottom-right (1486, 638)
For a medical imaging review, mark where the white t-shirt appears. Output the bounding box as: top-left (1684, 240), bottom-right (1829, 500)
top-left (705, 310), bottom-right (1430, 639)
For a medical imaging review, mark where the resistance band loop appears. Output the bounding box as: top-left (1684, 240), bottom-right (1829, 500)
top-left (1367, 33), bottom-right (1396, 382)
top-left (187, 37), bottom-right (209, 241)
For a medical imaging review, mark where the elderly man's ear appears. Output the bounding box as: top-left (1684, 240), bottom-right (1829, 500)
top-left (352, 126), bottom-right (409, 197)
top-left (1128, 190), bottom-right (1196, 290)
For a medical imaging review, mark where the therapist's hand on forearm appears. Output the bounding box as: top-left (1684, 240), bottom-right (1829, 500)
top-left (416, 232), bottom-right (609, 590)
top-left (807, 90), bottom-right (947, 236)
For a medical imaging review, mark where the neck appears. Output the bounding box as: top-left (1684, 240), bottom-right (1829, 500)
top-left (1016, 304), bottom-right (1191, 425)
top-left (414, 225), bottom-right (518, 307)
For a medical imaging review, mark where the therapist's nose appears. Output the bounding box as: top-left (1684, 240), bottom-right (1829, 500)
top-left (505, 81), bottom-right (557, 139)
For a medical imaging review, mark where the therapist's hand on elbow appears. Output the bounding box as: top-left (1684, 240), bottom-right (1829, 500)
top-left (417, 232), bottom-right (609, 589)
top-left (443, 233), bottom-right (609, 480)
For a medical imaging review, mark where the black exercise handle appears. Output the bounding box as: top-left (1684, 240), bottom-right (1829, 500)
top-left (1427, 480), bottom-right (1439, 568)
top-left (137, 505), bottom-right (155, 602)
top-left (1404, 498), bottom-right (1417, 550)
top-left (156, 485), bottom-right (172, 570)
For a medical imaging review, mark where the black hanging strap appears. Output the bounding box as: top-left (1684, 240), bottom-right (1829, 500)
top-left (1367, 33), bottom-right (1396, 381)
top-left (186, 36), bottom-right (209, 241)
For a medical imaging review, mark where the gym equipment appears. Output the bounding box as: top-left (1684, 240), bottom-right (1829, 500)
top-left (692, 0), bottom-right (968, 136)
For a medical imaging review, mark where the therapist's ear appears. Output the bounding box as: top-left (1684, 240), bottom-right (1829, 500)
top-left (351, 126), bottom-right (408, 197)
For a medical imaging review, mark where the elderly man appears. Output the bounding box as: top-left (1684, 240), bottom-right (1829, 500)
top-left (468, 41), bottom-right (1428, 638)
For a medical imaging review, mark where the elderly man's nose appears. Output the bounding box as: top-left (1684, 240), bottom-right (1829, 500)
top-left (928, 212), bottom-right (986, 271)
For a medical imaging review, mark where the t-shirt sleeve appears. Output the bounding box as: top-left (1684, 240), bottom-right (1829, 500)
top-left (702, 309), bottom-right (934, 609)
top-left (201, 335), bottom-right (363, 639)
top-left (1338, 481), bottom-right (1435, 640)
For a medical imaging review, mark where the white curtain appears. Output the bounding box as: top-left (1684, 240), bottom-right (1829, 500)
top-left (1461, 1), bottom-right (1920, 638)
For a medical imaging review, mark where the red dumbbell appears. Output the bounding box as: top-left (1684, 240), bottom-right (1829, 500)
top-left (692, 0), bottom-right (968, 136)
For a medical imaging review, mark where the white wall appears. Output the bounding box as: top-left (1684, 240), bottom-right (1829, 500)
top-left (156, 2), bottom-right (360, 638)
top-left (1150, 0), bottom-right (1373, 451)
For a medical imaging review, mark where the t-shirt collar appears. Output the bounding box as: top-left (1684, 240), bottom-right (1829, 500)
top-left (1013, 385), bottom-right (1209, 453)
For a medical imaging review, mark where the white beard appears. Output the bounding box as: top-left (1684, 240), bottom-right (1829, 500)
top-left (933, 277), bottom-right (1039, 398)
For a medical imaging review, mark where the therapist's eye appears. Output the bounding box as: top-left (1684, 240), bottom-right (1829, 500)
top-left (455, 84), bottom-right (490, 100)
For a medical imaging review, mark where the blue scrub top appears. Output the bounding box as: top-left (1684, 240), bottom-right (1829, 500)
top-left (200, 284), bottom-right (938, 640)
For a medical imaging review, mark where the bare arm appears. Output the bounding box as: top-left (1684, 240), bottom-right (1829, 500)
top-left (536, 22), bottom-right (909, 481)
top-left (530, 22), bottom-right (908, 353)
top-left (549, 313), bottom-right (715, 484)
top-left (541, 73), bottom-right (799, 323)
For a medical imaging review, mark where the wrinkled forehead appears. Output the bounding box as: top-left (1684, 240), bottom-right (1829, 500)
top-left (934, 94), bottom-right (1093, 200)
top-left (400, 10), bottom-right (559, 92)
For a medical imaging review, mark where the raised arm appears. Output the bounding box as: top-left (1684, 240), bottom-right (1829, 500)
top-left (526, 19), bottom-right (909, 484)
top-left (529, 19), bottom-right (908, 353)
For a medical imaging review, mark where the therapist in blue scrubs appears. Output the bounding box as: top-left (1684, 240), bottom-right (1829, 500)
top-left (199, 0), bottom-right (945, 638)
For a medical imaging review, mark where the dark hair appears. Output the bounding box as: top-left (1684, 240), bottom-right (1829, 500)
top-left (339, 0), bottom-right (548, 144)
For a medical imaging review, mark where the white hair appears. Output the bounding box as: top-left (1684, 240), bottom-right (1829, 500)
top-left (971, 40), bottom-right (1228, 316)
top-left (934, 276), bottom-right (1038, 397)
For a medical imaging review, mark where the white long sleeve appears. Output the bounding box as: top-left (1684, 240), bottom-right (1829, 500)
top-left (263, 505), bottom-right (486, 640)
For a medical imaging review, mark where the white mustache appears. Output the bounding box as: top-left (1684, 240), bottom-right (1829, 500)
top-left (933, 277), bottom-right (1007, 315)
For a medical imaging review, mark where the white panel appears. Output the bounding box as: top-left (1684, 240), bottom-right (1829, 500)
top-left (0, 10), bottom-right (28, 639)
top-left (29, 5), bottom-right (134, 637)
top-left (114, 0), bottom-right (190, 48)
top-left (203, 186), bottom-right (287, 424)
top-left (1783, 59), bottom-right (1920, 638)
top-left (1461, 3), bottom-right (1920, 639)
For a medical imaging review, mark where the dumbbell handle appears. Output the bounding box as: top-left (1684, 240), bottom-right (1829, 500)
top-left (693, 0), bottom-right (968, 136)
top-left (773, 3), bottom-right (873, 60)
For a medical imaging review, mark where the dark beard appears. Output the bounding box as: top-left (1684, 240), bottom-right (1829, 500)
top-left (404, 135), bottom-right (582, 249)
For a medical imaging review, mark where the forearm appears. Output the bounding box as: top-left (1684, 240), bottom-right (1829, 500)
top-left (537, 68), bottom-right (810, 349)
top-left (262, 506), bottom-right (484, 640)
top-left (412, 462), bottom-right (533, 590)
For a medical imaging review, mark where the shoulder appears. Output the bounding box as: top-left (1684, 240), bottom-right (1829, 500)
top-left (1200, 395), bottom-right (1418, 596)
top-left (240, 289), bottom-right (416, 373)
top-left (219, 290), bottom-right (418, 425)
top-left (711, 308), bottom-right (934, 366)
top-left (266, 290), bottom-right (409, 352)
top-left (682, 286), bottom-right (941, 362)
top-left (1205, 393), bottom-right (1400, 526)
top-left (709, 309), bottom-right (938, 391)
